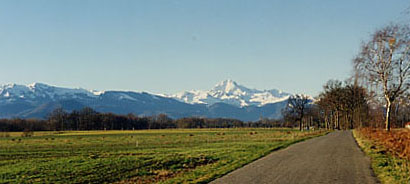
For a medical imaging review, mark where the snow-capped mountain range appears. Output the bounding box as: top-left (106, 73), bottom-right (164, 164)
top-left (165, 79), bottom-right (291, 107)
top-left (0, 83), bottom-right (101, 101)
top-left (0, 80), bottom-right (295, 121)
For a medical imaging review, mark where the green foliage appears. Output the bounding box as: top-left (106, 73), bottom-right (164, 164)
top-left (0, 128), bottom-right (326, 183)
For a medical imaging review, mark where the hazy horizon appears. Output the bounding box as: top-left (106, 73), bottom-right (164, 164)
top-left (1, 0), bottom-right (409, 96)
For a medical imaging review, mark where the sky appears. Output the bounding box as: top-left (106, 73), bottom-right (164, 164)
top-left (0, 0), bottom-right (409, 96)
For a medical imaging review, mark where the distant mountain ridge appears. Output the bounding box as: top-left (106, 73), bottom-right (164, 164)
top-left (0, 80), bottom-right (294, 121)
top-left (165, 79), bottom-right (291, 107)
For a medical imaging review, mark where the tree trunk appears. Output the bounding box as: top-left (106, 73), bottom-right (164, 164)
top-left (327, 117), bottom-right (330, 130)
top-left (299, 119), bottom-right (302, 131)
top-left (385, 100), bottom-right (392, 131)
top-left (336, 111), bottom-right (340, 130)
top-left (330, 113), bottom-right (334, 130)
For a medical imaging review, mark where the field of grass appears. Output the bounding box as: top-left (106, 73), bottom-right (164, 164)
top-left (353, 129), bottom-right (410, 184)
top-left (0, 128), bottom-right (327, 183)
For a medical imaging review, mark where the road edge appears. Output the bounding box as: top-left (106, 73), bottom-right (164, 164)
top-left (352, 129), bottom-right (410, 184)
top-left (207, 130), bottom-right (330, 183)
top-left (351, 130), bottom-right (381, 184)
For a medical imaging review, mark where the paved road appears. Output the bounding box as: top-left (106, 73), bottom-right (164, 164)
top-left (211, 131), bottom-right (378, 184)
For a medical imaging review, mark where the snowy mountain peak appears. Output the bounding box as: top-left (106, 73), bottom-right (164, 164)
top-left (215, 79), bottom-right (237, 89)
top-left (213, 79), bottom-right (244, 94)
top-left (212, 79), bottom-right (249, 94)
top-left (28, 82), bottom-right (49, 89)
top-left (167, 80), bottom-right (292, 107)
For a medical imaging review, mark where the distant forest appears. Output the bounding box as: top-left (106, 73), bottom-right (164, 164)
top-left (0, 107), bottom-right (287, 132)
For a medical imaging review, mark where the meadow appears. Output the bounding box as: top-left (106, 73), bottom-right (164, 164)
top-left (0, 128), bottom-right (326, 183)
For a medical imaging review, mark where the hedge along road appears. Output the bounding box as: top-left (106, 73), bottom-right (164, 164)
top-left (211, 131), bottom-right (378, 184)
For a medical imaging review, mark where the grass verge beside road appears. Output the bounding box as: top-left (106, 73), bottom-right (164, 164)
top-left (353, 129), bottom-right (410, 184)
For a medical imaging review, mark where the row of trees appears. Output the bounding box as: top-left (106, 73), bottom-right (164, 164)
top-left (283, 23), bottom-right (409, 131)
top-left (317, 80), bottom-right (369, 130)
top-left (282, 81), bottom-right (369, 131)
top-left (0, 119), bottom-right (47, 132)
top-left (283, 79), bottom-right (409, 131)
top-left (0, 107), bottom-right (287, 132)
top-left (45, 107), bottom-right (249, 131)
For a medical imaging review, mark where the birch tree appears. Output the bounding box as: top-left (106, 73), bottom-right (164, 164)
top-left (354, 24), bottom-right (410, 131)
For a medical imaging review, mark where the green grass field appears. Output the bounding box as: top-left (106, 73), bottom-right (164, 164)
top-left (0, 128), bottom-right (327, 183)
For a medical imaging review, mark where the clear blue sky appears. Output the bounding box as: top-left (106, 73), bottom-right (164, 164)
top-left (0, 0), bottom-right (409, 96)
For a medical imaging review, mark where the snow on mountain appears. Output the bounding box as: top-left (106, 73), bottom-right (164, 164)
top-left (0, 83), bottom-right (101, 101)
top-left (167, 79), bottom-right (292, 107)
top-left (0, 81), bottom-right (297, 121)
top-left (0, 81), bottom-right (293, 108)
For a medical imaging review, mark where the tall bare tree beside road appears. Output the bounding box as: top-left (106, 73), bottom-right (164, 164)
top-left (354, 24), bottom-right (410, 131)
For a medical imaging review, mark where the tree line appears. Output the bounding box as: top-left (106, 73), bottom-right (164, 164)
top-left (282, 23), bottom-right (410, 131)
top-left (0, 107), bottom-right (287, 132)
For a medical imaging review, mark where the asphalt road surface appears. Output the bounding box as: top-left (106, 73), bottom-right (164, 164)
top-left (211, 131), bottom-right (379, 184)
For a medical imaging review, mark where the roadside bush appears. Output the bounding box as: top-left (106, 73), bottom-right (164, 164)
top-left (354, 129), bottom-right (410, 184)
top-left (358, 128), bottom-right (410, 160)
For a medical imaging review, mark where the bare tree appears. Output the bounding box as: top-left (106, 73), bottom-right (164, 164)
top-left (283, 94), bottom-right (310, 131)
top-left (47, 107), bottom-right (68, 131)
top-left (354, 24), bottom-right (410, 131)
top-left (317, 80), bottom-right (369, 130)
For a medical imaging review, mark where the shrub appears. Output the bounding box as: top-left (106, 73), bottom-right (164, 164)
top-left (358, 128), bottom-right (410, 160)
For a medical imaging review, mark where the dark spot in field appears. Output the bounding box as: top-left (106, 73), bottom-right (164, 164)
top-left (130, 136), bottom-right (133, 138)
top-left (11, 138), bottom-right (15, 141)
top-left (216, 132), bottom-right (225, 135)
top-left (370, 145), bottom-right (376, 149)
top-left (249, 131), bottom-right (258, 135)
top-left (188, 134), bottom-right (194, 137)
top-left (377, 150), bottom-right (387, 154)
top-left (378, 160), bottom-right (388, 167)
top-left (161, 135), bottom-right (165, 137)
top-left (88, 154), bottom-right (99, 159)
